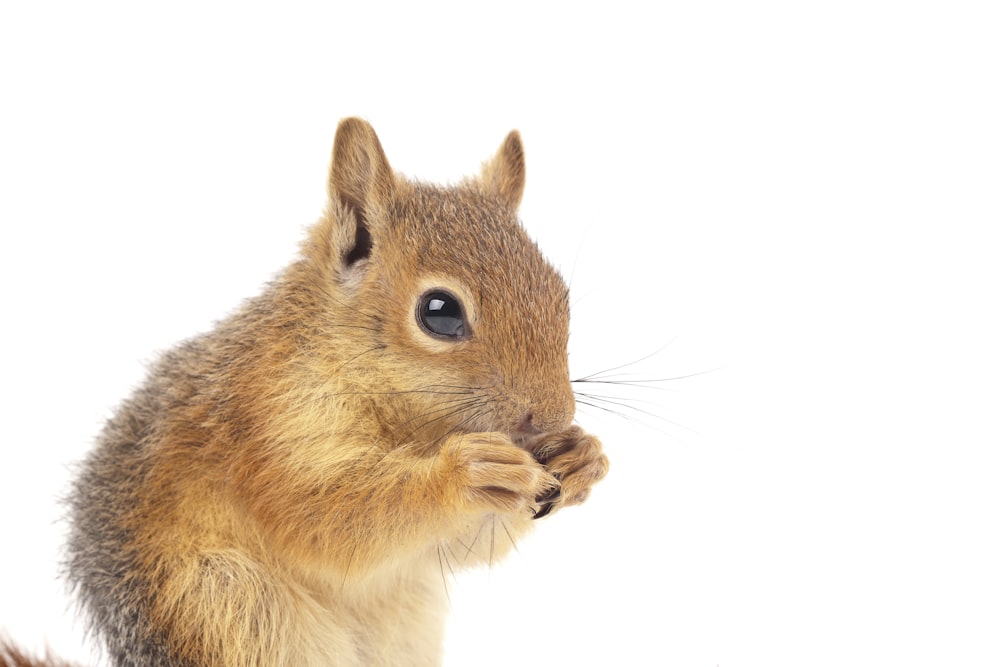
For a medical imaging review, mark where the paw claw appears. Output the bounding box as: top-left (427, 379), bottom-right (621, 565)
top-left (524, 427), bottom-right (608, 515)
top-left (531, 502), bottom-right (555, 520)
top-left (534, 484), bottom-right (562, 504)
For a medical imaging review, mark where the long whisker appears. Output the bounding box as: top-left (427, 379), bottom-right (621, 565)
top-left (574, 391), bottom-right (694, 429)
top-left (573, 367), bottom-right (721, 386)
top-left (391, 397), bottom-right (490, 447)
top-left (574, 390), bottom-right (676, 410)
top-left (325, 388), bottom-right (477, 398)
top-left (574, 396), bottom-right (697, 439)
top-left (330, 345), bottom-right (385, 375)
top-left (572, 340), bottom-right (679, 382)
top-left (351, 391), bottom-right (488, 463)
top-left (340, 539), bottom-right (361, 592)
top-left (441, 544), bottom-right (459, 579)
top-left (463, 522), bottom-right (484, 561)
top-left (498, 519), bottom-right (519, 554)
top-left (422, 402), bottom-right (496, 453)
top-left (489, 515), bottom-right (496, 571)
top-left (574, 397), bottom-right (637, 420)
top-left (321, 323), bottom-right (382, 333)
top-left (452, 535), bottom-right (472, 560)
top-left (436, 544), bottom-right (452, 605)
top-left (391, 394), bottom-right (484, 430)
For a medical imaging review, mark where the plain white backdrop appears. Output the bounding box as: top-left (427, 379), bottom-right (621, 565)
top-left (1, 2), bottom-right (998, 665)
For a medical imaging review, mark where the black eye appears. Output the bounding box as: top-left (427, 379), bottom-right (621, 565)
top-left (417, 290), bottom-right (467, 339)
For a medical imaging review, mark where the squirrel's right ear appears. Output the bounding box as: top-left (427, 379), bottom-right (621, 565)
top-left (480, 130), bottom-right (526, 210)
top-left (328, 117), bottom-right (395, 266)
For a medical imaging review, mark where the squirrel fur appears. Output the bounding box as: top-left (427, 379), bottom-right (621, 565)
top-left (12, 118), bottom-right (609, 667)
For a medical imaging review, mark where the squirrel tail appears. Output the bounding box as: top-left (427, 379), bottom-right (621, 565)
top-left (0, 639), bottom-right (79, 667)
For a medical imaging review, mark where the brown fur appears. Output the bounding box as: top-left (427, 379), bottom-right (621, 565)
top-left (60, 118), bottom-right (609, 666)
top-left (0, 640), bottom-right (77, 667)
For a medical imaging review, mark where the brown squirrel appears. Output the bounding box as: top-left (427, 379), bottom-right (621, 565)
top-left (4, 118), bottom-right (608, 666)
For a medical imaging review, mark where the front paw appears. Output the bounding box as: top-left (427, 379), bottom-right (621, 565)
top-left (443, 432), bottom-right (559, 516)
top-left (526, 426), bottom-right (608, 518)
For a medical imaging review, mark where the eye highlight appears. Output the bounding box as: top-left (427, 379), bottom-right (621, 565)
top-left (417, 290), bottom-right (468, 339)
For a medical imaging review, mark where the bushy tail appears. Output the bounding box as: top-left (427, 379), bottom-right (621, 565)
top-left (0, 639), bottom-right (79, 667)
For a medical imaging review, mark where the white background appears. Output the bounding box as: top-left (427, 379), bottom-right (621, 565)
top-left (2, 2), bottom-right (998, 665)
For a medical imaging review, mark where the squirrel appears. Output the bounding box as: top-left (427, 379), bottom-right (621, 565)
top-left (4, 118), bottom-right (609, 667)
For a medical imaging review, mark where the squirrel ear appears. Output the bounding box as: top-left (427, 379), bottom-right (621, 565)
top-left (328, 118), bottom-right (394, 265)
top-left (480, 130), bottom-right (526, 209)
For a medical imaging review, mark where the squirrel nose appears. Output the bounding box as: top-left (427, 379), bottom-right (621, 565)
top-left (511, 380), bottom-right (576, 437)
top-left (515, 412), bottom-right (541, 436)
top-left (513, 402), bottom-right (573, 437)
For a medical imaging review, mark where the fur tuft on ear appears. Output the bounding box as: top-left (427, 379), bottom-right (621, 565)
top-left (328, 118), bottom-right (394, 266)
top-left (480, 130), bottom-right (526, 210)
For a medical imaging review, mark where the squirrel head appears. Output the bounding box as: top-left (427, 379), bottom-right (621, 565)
top-left (288, 118), bottom-right (574, 448)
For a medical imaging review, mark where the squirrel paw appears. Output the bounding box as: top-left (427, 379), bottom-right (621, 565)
top-left (444, 433), bottom-right (559, 516)
top-left (527, 426), bottom-right (609, 519)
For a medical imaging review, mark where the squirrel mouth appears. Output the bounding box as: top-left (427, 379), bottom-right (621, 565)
top-left (510, 432), bottom-right (536, 449)
top-left (510, 413), bottom-right (543, 450)
top-left (510, 429), bottom-right (546, 456)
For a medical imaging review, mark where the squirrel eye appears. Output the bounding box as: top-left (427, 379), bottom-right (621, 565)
top-left (417, 290), bottom-right (467, 339)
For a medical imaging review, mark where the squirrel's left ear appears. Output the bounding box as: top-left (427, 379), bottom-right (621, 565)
top-left (480, 130), bottom-right (526, 209)
top-left (327, 117), bottom-right (395, 269)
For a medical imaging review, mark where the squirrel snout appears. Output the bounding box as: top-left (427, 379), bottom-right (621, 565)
top-left (514, 412), bottom-right (542, 436)
top-left (512, 398), bottom-right (574, 440)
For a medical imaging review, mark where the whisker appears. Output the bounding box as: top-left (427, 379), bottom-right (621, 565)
top-left (572, 340), bottom-right (679, 382)
top-left (436, 544), bottom-right (452, 605)
top-left (574, 398), bottom-right (635, 420)
top-left (442, 544), bottom-right (459, 579)
top-left (322, 324), bottom-right (382, 333)
top-left (331, 345), bottom-right (384, 375)
top-left (324, 388), bottom-right (477, 398)
top-left (574, 392), bottom-right (691, 429)
top-left (357, 395), bottom-right (487, 464)
top-left (356, 393), bottom-right (494, 478)
top-left (574, 397), bottom-right (696, 439)
top-left (463, 523), bottom-right (484, 561)
top-left (452, 535), bottom-right (472, 560)
top-left (499, 519), bottom-right (519, 554)
top-left (422, 402), bottom-right (496, 453)
top-left (340, 539), bottom-right (361, 592)
top-left (572, 367), bottom-right (721, 386)
top-left (391, 397), bottom-right (490, 447)
top-left (574, 390), bottom-right (675, 409)
top-left (391, 394), bottom-right (483, 430)
top-left (489, 515), bottom-right (496, 571)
